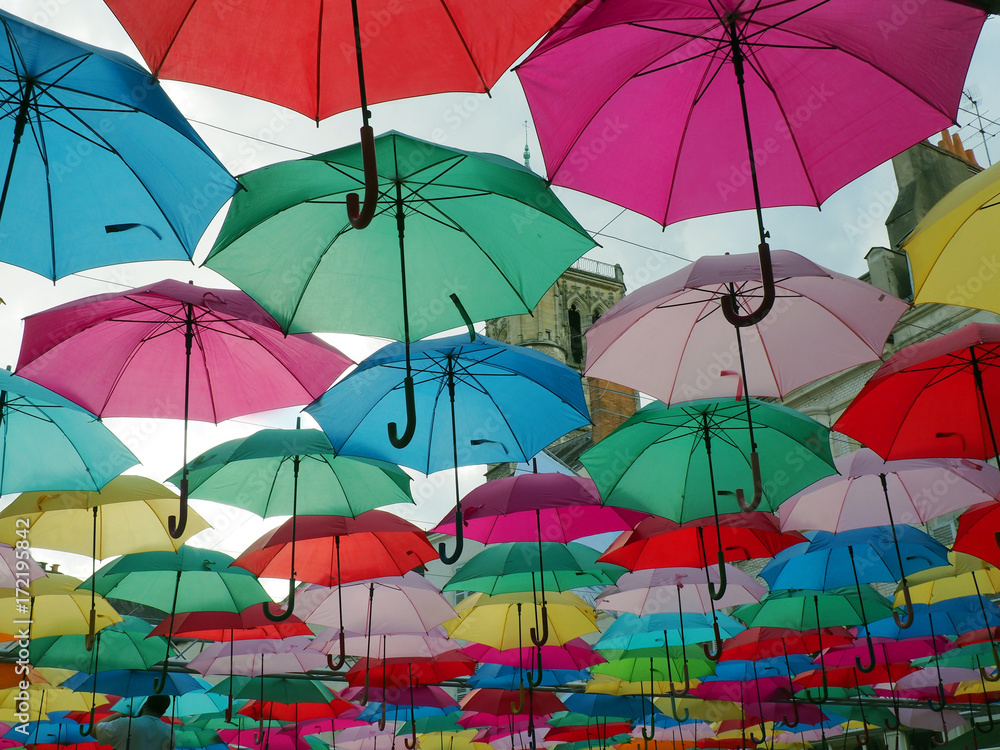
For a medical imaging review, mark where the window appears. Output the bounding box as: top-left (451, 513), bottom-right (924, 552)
top-left (569, 305), bottom-right (583, 363)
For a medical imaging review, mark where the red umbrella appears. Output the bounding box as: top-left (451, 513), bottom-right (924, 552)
top-left (719, 627), bottom-right (854, 662)
top-left (344, 653), bottom-right (477, 688)
top-left (599, 513), bottom-right (805, 571)
top-left (796, 663), bottom-right (917, 689)
top-left (953, 502), bottom-right (1000, 569)
top-left (835, 323), bottom-right (1000, 461)
top-left (460, 688), bottom-right (565, 716)
top-left (544, 723), bottom-right (634, 743)
top-left (239, 699), bottom-right (355, 722)
top-left (148, 607), bottom-right (313, 640)
top-left (340, 684), bottom-right (458, 708)
top-left (15, 279), bottom-right (352, 537)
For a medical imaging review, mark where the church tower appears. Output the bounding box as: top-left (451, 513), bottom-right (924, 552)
top-left (485, 258), bottom-right (639, 474)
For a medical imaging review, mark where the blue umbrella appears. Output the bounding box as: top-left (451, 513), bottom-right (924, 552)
top-left (306, 333), bottom-right (590, 563)
top-left (595, 612), bottom-right (746, 654)
top-left (3, 718), bottom-right (95, 745)
top-left (466, 662), bottom-right (591, 689)
top-left (61, 669), bottom-right (206, 697)
top-left (114, 690), bottom-right (230, 717)
top-left (705, 655), bottom-right (816, 682)
top-left (0, 368), bottom-right (137, 494)
top-left (561, 694), bottom-right (655, 721)
top-left (0, 9), bottom-right (235, 279)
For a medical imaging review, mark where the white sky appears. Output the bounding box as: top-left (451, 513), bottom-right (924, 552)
top-left (0, 1), bottom-right (998, 585)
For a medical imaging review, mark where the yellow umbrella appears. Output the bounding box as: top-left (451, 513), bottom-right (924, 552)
top-left (0, 476), bottom-right (209, 649)
top-left (904, 551), bottom-right (995, 587)
top-left (417, 730), bottom-right (491, 750)
top-left (0, 685), bottom-right (108, 723)
top-left (653, 697), bottom-right (743, 723)
top-left (443, 590), bottom-right (597, 649)
top-left (585, 674), bottom-right (699, 698)
top-left (0, 573), bottom-right (121, 640)
top-left (0, 476), bottom-right (211, 557)
top-left (896, 568), bottom-right (1000, 607)
top-left (902, 159), bottom-right (1000, 312)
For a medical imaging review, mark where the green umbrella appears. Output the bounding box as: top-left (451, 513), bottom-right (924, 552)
top-left (209, 675), bottom-right (337, 745)
top-left (397, 716), bottom-right (466, 736)
top-left (29, 616), bottom-right (171, 673)
top-left (204, 131), bottom-right (594, 449)
top-left (168, 424), bottom-right (414, 626)
top-left (590, 655), bottom-right (715, 684)
top-left (579, 397), bottom-right (835, 597)
top-left (443, 541), bottom-right (624, 596)
top-left (172, 727), bottom-right (224, 749)
top-left (78, 547), bottom-right (273, 695)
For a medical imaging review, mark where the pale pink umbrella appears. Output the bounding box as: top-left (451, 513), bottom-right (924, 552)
top-left (894, 708), bottom-right (967, 733)
top-left (340, 685), bottom-right (458, 709)
top-left (779, 448), bottom-right (1000, 628)
top-left (186, 635), bottom-right (328, 676)
top-left (596, 566), bottom-right (765, 615)
top-left (309, 627), bottom-right (461, 661)
top-left (896, 668), bottom-right (982, 691)
top-left (0, 543), bottom-right (45, 588)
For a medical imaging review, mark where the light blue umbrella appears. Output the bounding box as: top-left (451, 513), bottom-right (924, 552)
top-left (0, 368), bottom-right (137, 493)
top-left (595, 612), bottom-right (746, 654)
top-left (306, 333), bottom-right (590, 563)
top-left (0, 8), bottom-right (235, 279)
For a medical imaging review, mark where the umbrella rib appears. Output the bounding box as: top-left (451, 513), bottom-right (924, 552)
top-left (664, 292), bottom-right (723, 404)
top-left (434, 0), bottom-right (489, 93)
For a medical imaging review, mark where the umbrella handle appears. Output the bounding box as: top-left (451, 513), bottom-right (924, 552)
top-left (225, 693), bottom-right (234, 724)
top-left (263, 577), bottom-right (296, 621)
top-left (526, 647), bottom-right (544, 687)
top-left (782, 700), bottom-right (799, 729)
top-left (892, 579), bottom-right (915, 629)
top-left (378, 698), bottom-right (387, 731)
top-left (855, 636), bottom-right (877, 673)
top-left (978, 698), bottom-right (996, 734)
top-left (404, 738), bottom-right (418, 749)
top-left (804, 668), bottom-right (830, 704)
top-left (85, 608), bottom-right (96, 652)
top-left (700, 619), bottom-right (723, 661)
top-left (667, 692), bottom-right (689, 722)
top-left (734, 452), bottom-right (763, 512)
top-left (981, 641), bottom-right (1000, 683)
top-left (747, 723), bottom-right (765, 745)
top-left (389, 375), bottom-right (417, 449)
top-left (926, 683), bottom-right (947, 712)
top-left (707, 550), bottom-right (728, 601)
top-left (667, 660), bottom-right (690, 698)
top-left (450, 294), bottom-right (475, 342)
top-left (721, 241), bottom-right (775, 327)
top-left (79, 705), bottom-right (97, 736)
top-left (530, 605), bottom-right (549, 647)
top-left (152, 657), bottom-right (170, 694)
top-left (168, 480), bottom-right (189, 538)
top-left (438, 503), bottom-right (464, 564)
top-left (884, 692), bottom-right (900, 731)
top-left (510, 681), bottom-right (525, 714)
top-left (641, 721), bottom-right (655, 743)
top-left (860, 724), bottom-right (872, 746)
top-left (346, 125), bottom-right (378, 229)
top-left (327, 632), bottom-right (348, 670)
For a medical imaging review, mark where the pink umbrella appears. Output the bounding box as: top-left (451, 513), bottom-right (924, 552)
top-left (219, 727), bottom-right (310, 750)
top-left (309, 627), bottom-right (462, 661)
top-left (15, 279), bottom-right (352, 536)
top-left (896, 667), bottom-right (982, 691)
top-left (596, 566), bottom-right (765, 615)
top-left (517, 0), bottom-right (983, 330)
top-left (186, 636), bottom-right (329, 676)
top-left (0, 543), bottom-right (44, 588)
top-left (340, 685), bottom-right (458, 709)
top-left (461, 638), bottom-right (605, 671)
top-left (894, 708), bottom-right (967, 733)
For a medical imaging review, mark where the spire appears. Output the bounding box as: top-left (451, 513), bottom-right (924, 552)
top-left (523, 120), bottom-right (531, 169)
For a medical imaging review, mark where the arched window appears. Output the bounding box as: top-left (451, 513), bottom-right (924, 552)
top-left (569, 304), bottom-right (583, 364)
top-left (592, 307), bottom-right (603, 324)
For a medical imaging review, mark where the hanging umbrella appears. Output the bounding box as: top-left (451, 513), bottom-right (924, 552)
top-left (834, 323), bottom-right (1000, 462)
top-left (186, 636), bottom-right (329, 677)
top-left (719, 627), bottom-right (854, 663)
top-left (0, 476), bottom-right (211, 649)
top-left (516, 0), bottom-right (983, 327)
top-left (147, 606), bottom-right (313, 641)
top-left (0, 574), bottom-right (121, 641)
top-left (0, 543), bottom-right (44, 589)
top-left (0, 8), bottom-right (236, 279)
top-left (462, 639), bottom-right (605, 672)
top-left (16, 279), bottom-right (353, 537)
top-left (901, 159), bottom-right (1000, 313)
top-left (78, 547), bottom-right (273, 694)
top-left (307, 333), bottom-right (590, 562)
top-left (0, 369), bottom-right (138, 495)
top-left (169, 425), bottom-right (413, 621)
top-left (443, 591), bottom-right (599, 650)
top-left (596, 566), bottom-right (766, 615)
top-left (29, 617), bottom-right (172, 674)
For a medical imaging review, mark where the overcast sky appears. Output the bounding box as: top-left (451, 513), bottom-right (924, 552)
top-left (1, 1), bottom-right (998, 580)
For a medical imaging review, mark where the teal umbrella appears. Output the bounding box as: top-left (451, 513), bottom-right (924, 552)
top-left (204, 131), bottom-right (594, 450)
top-left (579, 398), bottom-right (835, 598)
top-left (168, 423), bottom-right (413, 625)
top-left (78, 547), bottom-right (273, 695)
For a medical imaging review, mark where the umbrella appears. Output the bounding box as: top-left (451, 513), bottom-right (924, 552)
top-left (147, 606), bottom-right (313, 641)
top-left (516, 0), bottom-right (983, 328)
top-left (16, 280), bottom-right (353, 537)
top-left (0, 476), bottom-right (211, 648)
top-left (443, 591), bottom-right (599, 650)
top-left (0, 573), bottom-right (121, 641)
top-left (170, 425), bottom-right (413, 621)
top-left (186, 637), bottom-right (328, 677)
top-left (307, 333), bottom-right (590, 562)
top-left (902, 160), bottom-right (1000, 313)
top-left (0, 543), bottom-right (43, 589)
top-left (79, 547), bottom-right (273, 694)
top-left (0, 8), bottom-right (236, 279)
top-left (596, 566), bottom-right (766, 615)
top-left (29, 617), bottom-right (171, 674)
top-left (0, 369), bottom-right (138, 495)
top-left (834, 323), bottom-right (1000, 462)
top-left (718, 626), bottom-right (854, 662)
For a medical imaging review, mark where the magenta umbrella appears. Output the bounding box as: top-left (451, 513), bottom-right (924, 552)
top-left (15, 279), bottom-right (352, 536)
top-left (339, 685), bottom-right (458, 709)
top-left (517, 0), bottom-right (984, 327)
top-left (461, 638), bottom-right (605, 671)
top-left (816, 637), bottom-right (954, 669)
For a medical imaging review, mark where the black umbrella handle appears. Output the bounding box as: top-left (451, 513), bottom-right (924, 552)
top-left (855, 635), bottom-right (877, 673)
top-left (347, 126), bottom-right (378, 229)
top-left (168, 477), bottom-right (189, 538)
top-left (439, 503), bottom-right (464, 564)
top-left (263, 576), bottom-right (296, 621)
top-left (734, 451), bottom-right (764, 512)
top-left (892, 578), bottom-right (915, 630)
top-left (526, 646), bottom-right (544, 687)
top-left (327, 632), bottom-right (347, 671)
top-left (389, 375), bottom-right (417, 448)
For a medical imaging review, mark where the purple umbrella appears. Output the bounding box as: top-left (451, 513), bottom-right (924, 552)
top-left (15, 279), bottom-right (352, 537)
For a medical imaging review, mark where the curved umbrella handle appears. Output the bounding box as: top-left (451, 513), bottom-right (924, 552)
top-left (804, 668), bottom-right (830, 704)
top-left (256, 723), bottom-right (266, 746)
top-left (152, 657), bottom-right (170, 695)
top-left (389, 375), bottom-right (417, 449)
top-left (782, 700), bottom-right (799, 729)
top-left (85, 608), bottom-right (97, 652)
top-left (700, 618), bottom-right (724, 661)
top-left (926, 683), bottom-right (947, 712)
top-left (668, 660), bottom-right (690, 698)
top-left (347, 125), bottom-right (378, 230)
top-left (860, 724), bottom-right (871, 746)
top-left (667, 693), bottom-right (689, 722)
top-left (526, 648), bottom-right (544, 687)
top-left (978, 701), bottom-right (995, 734)
top-left (263, 577), bottom-right (296, 622)
top-left (510, 682), bottom-right (525, 714)
top-left (79, 705), bottom-right (97, 736)
top-left (931, 731), bottom-right (948, 746)
top-left (438, 504), bottom-right (464, 564)
top-left (530, 604), bottom-right (549, 647)
top-left (404, 737), bottom-right (418, 749)
top-left (747, 724), bottom-right (765, 745)
top-left (721, 242), bottom-right (775, 327)
top-left (707, 550), bottom-right (728, 601)
top-left (327, 632), bottom-right (347, 671)
top-left (641, 722), bottom-right (655, 743)
top-left (855, 635), bottom-right (877, 673)
top-left (377, 698), bottom-right (387, 731)
top-left (892, 579), bottom-right (915, 630)
top-left (884, 713), bottom-right (900, 731)
top-left (168, 478), bottom-right (189, 538)
top-left (734, 452), bottom-right (763, 512)
top-left (450, 294), bottom-right (475, 343)
top-left (982, 641), bottom-right (1000, 683)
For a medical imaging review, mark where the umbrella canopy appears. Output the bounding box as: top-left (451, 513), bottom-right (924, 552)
top-left (595, 612), bottom-right (746, 653)
top-left (834, 322), bottom-right (1000, 461)
top-left (515, 0), bottom-right (983, 227)
top-left (0, 369), bottom-right (138, 494)
top-left (902, 160), bottom-right (1000, 313)
top-left (718, 627), bottom-right (854, 662)
top-left (953, 501), bottom-right (1000, 569)
top-left (29, 617), bottom-right (172, 673)
top-left (583, 250), bottom-right (907, 404)
top-left (62, 669), bottom-right (204, 697)
top-left (733, 588), bottom-right (893, 631)
top-left (147, 607), bottom-right (313, 641)
top-left (462, 639), bottom-right (605, 671)
top-left (0, 543), bottom-right (44, 588)
top-left (186, 637), bottom-right (329, 677)
top-left (306, 333), bottom-right (590, 474)
top-left (0, 574), bottom-right (121, 639)
top-left (596, 566), bottom-right (766, 615)
top-left (580, 398), bottom-right (835, 518)
top-left (0, 477), bottom-right (209, 558)
top-left (778, 448), bottom-right (1000, 532)
top-left (443, 591), bottom-right (598, 649)
top-left (205, 132), bottom-right (594, 339)
top-left (0, 8), bottom-right (236, 280)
